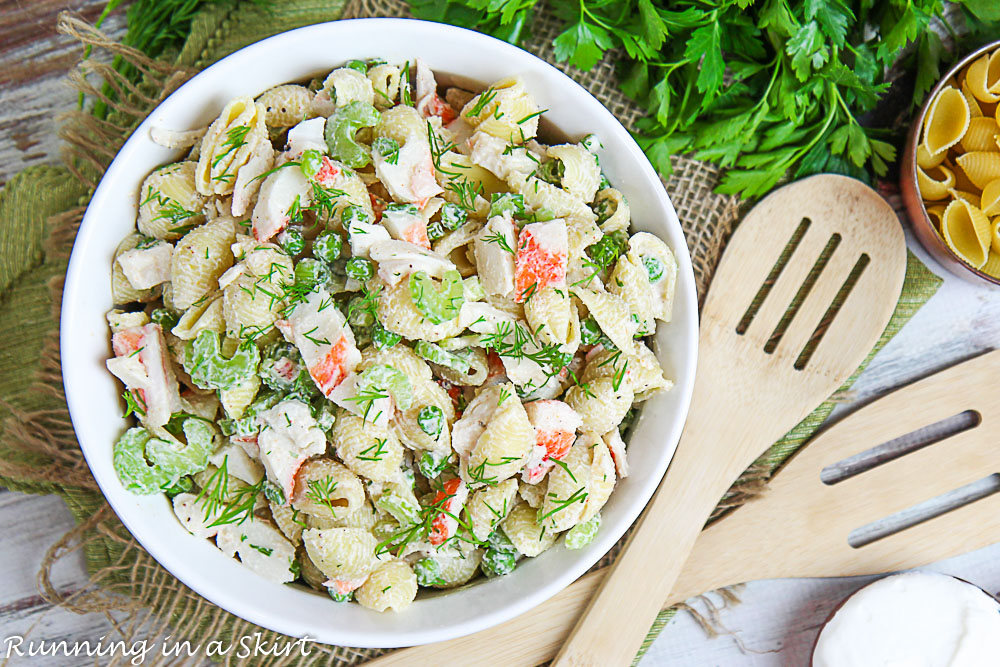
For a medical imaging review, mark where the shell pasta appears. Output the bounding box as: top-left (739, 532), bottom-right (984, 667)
top-left (104, 57), bottom-right (678, 612)
top-left (918, 45), bottom-right (1000, 274)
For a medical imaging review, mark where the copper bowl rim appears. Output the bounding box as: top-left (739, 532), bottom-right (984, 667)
top-left (905, 39), bottom-right (1000, 287)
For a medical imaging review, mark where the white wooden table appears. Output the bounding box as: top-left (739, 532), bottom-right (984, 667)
top-left (4, 5), bottom-right (1000, 663)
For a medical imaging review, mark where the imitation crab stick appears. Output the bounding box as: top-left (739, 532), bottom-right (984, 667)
top-left (522, 399), bottom-right (582, 484)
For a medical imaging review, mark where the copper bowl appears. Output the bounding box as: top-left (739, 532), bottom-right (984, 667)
top-left (900, 40), bottom-right (1000, 287)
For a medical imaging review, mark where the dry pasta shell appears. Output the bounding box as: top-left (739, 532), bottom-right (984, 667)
top-left (947, 157), bottom-right (978, 192)
top-left (923, 86), bottom-right (970, 155)
top-left (992, 217), bottom-right (1000, 254)
top-left (916, 142), bottom-right (946, 170)
top-left (965, 54), bottom-right (1000, 104)
top-left (983, 251), bottom-right (1000, 278)
top-left (917, 164), bottom-right (955, 200)
top-left (949, 188), bottom-right (981, 208)
top-left (982, 179), bottom-right (1000, 217)
top-left (956, 151), bottom-right (1000, 190)
top-left (961, 78), bottom-right (984, 118)
top-left (941, 199), bottom-right (991, 268)
top-left (960, 117), bottom-right (1000, 153)
top-left (926, 204), bottom-right (947, 234)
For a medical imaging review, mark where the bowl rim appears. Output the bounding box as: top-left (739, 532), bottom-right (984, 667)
top-left (60, 17), bottom-right (699, 648)
top-left (904, 38), bottom-right (1000, 287)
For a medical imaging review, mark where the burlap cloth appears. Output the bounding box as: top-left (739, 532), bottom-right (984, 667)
top-left (0, 0), bottom-right (943, 664)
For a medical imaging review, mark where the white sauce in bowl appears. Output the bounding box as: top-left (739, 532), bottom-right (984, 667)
top-left (813, 572), bottom-right (1000, 666)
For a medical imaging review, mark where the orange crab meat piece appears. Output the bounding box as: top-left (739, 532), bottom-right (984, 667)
top-left (514, 221), bottom-right (568, 302)
top-left (314, 156), bottom-right (343, 188)
top-left (428, 478), bottom-right (467, 546)
top-left (309, 335), bottom-right (352, 396)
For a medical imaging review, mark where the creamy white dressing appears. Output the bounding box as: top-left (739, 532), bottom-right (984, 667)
top-left (327, 371), bottom-right (394, 428)
top-left (473, 215), bottom-right (516, 297)
top-left (373, 137), bottom-right (442, 204)
top-left (117, 242), bottom-right (173, 290)
top-left (286, 117), bottom-right (327, 156)
top-left (521, 219), bottom-right (568, 258)
top-left (813, 572), bottom-right (1000, 667)
top-left (277, 288), bottom-right (360, 397)
top-left (347, 220), bottom-right (392, 259)
top-left (368, 239), bottom-right (455, 284)
top-left (256, 399), bottom-right (327, 500)
top-left (251, 165), bottom-right (311, 241)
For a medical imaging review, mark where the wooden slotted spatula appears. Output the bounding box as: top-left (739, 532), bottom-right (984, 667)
top-left (552, 173), bottom-right (907, 665)
top-left (366, 350), bottom-right (1000, 667)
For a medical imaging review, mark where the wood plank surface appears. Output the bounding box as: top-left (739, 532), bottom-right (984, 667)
top-left (0, 0), bottom-right (128, 188)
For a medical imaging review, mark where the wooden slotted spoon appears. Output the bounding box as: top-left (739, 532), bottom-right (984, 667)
top-left (552, 173), bottom-right (907, 666)
top-left (366, 349), bottom-right (1000, 667)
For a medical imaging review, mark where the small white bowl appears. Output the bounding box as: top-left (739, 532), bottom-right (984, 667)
top-left (61, 18), bottom-right (698, 648)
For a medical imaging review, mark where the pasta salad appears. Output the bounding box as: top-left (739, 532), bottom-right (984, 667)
top-left (105, 58), bottom-right (678, 613)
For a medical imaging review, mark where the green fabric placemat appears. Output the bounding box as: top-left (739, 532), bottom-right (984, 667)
top-left (0, 1), bottom-right (944, 664)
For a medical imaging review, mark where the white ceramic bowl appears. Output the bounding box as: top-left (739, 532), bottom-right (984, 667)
top-left (62, 18), bottom-right (698, 648)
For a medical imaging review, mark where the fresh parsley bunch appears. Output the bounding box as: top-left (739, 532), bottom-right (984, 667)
top-left (409, 0), bottom-right (1000, 198)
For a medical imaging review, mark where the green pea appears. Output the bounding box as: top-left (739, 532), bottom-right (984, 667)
top-left (481, 548), bottom-right (517, 577)
top-left (439, 202), bottom-right (468, 231)
top-left (592, 197), bottom-right (615, 224)
top-left (371, 321), bottom-right (401, 350)
top-left (371, 136), bottom-right (399, 164)
top-left (347, 296), bottom-right (376, 329)
top-left (294, 258), bottom-right (332, 292)
top-left (564, 512), bottom-right (601, 549)
top-left (150, 308), bottom-right (179, 330)
top-left (417, 451), bottom-right (450, 479)
top-left (313, 399), bottom-right (337, 432)
top-left (586, 231), bottom-right (627, 270)
top-left (489, 193), bottom-right (525, 218)
top-left (488, 528), bottom-right (517, 553)
top-left (536, 158), bottom-right (564, 186)
top-left (341, 204), bottom-right (371, 227)
top-left (414, 557), bottom-right (445, 587)
top-left (324, 101), bottom-right (380, 168)
top-left (345, 257), bottom-right (374, 281)
top-left (385, 202), bottom-right (419, 216)
top-left (344, 59), bottom-right (367, 73)
top-left (417, 405), bottom-right (444, 439)
top-left (580, 316), bottom-right (603, 345)
top-left (183, 330), bottom-right (261, 391)
top-left (299, 149), bottom-right (324, 179)
top-left (643, 255), bottom-right (664, 282)
top-left (312, 231), bottom-right (343, 263)
top-left (263, 479), bottom-right (286, 505)
top-left (427, 220), bottom-right (445, 242)
top-left (408, 270), bottom-right (464, 325)
top-left (278, 227), bottom-right (306, 256)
